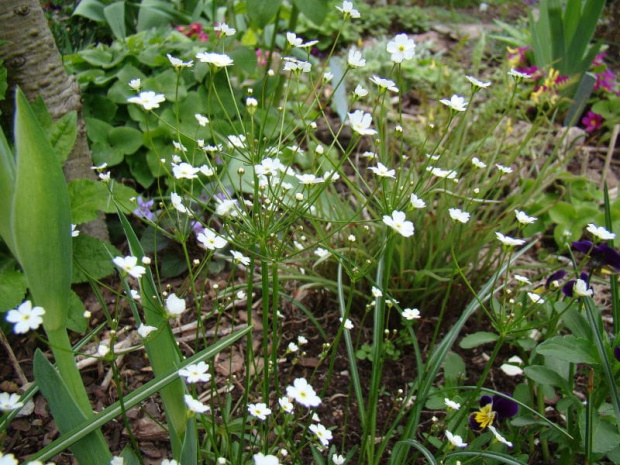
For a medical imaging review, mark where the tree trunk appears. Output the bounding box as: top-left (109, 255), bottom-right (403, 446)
top-left (0, 0), bottom-right (109, 241)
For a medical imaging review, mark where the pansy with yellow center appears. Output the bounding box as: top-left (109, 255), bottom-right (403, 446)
top-left (468, 393), bottom-right (518, 432)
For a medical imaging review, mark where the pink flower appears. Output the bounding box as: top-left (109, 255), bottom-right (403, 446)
top-left (581, 110), bottom-right (603, 133)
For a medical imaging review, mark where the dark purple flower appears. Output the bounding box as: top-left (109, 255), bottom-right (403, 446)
top-left (581, 111), bottom-right (604, 133)
top-left (469, 393), bottom-right (518, 432)
top-left (614, 346), bottom-right (620, 362)
top-left (545, 269), bottom-right (567, 289)
top-left (133, 195), bottom-right (155, 221)
top-left (190, 220), bottom-right (205, 235)
top-left (594, 68), bottom-right (615, 92)
top-left (572, 241), bottom-right (620, 272)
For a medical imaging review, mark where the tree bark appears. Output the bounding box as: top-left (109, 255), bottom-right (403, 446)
top-left (0, 0), bottom-right (109, 241)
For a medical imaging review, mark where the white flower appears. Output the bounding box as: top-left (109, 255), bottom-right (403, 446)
top-left (137, 324), bottom-right (157, 338)
top-left (444, 398), bottom-right (461, 410)
top-left (6, 301), bottom-right (45, 335)
top-left (347, 49), bottom-right (366, 68)
top-left (508, 68), bottom-right (532, 79)
top-left (449, 208), bottom-right (470, 224)
top-left (231, 250), bottom-right (250, 266)
top-left (348, 110), bottom-right (377, 136)
top-left (383, 210), bottom-right (414, 237)
top-left (287, 342), bottom-right (299, 353)
top-left (332, 454), bottom-right (346, 465)
top-left (371, 286), bottom-right (382, 298)
top-left (586, 223), bottom-right (616, 240)
top-left (214, 22), bottom-right (236, 36)
top-left (215, 198), bottom-right (240, 217)
top-left (527, 292), bottom-right (545, 304)
top-left (170, 192), bottom-right (190, 214)
top-left (255, 157), bottom-right (286, 177)
top-left (286, 378), bottom-right (321, 408)
top-left (370, 75), bottom-right (399, 92)
top-left (315, 247), bottom-right (330, 259)
top-left (195, 114), bottom-right (209, 126)
top-left (573, 279), bottom-right (593, 297)
top-left (340, 318), bottom-right (354, 330)
top-left (309, 423), bottom-right (333, 446)
top-left (440, 94), bottom-right (468, 112)
top-left (500, 362), bottom-right (524, 376)
top-left (410, 194), bottom-right (426, 209)
top-left (279, 396), bottom-right (294, 413)
top-left (179, 361), bottom-right (211, 383)
top-left (285, 32), bottom-right (317, 48)
top-left (297, 173), bottom-right (324, 184)
top-left (427, 166), bottom-right (457, 179)
top-left (386, 33), bottom-right (416, 63)
top-left (167, 53), bottom-right (193, 68)
top-left (466, 75), bottom-right (491, 88)
top-left (165, 293), bottom-right (186, 317)
top-left (184, 394), bottom-right (210, 413)
top-left (354, 84), bottom-right (368, 97)
top-left (113, 256), bottom-right (146, 278)
top-left (488, 425), bottom-right (513, 447)
top-left (161, 460), bottom-right (179, 465)
top-left (471, 157), bottom-right (487, 169)
top-left (336, 0), bottom-right (360, 18)
top-left (248, 402), bottom-right (272, 420)
top-left (445, 430), bottom-right (467, 448)
top-left (172, 162), bottom-right (200, 179)
top-left (495, 164), bottom-right (513, 175)
top-left (128, 78), bottom-right (141, 91)
top-left (247, 97), bottom-right (258, 107)
top-left (402, 308), bottom-right (421, 320)
top-left (253, 453), bottom-right (280, 465)
top-left (197, 228), bottom-right (228, 250)
top-left (514, 274), bottom-right (531, 284)
top-left (127, 91), bottom-right (165, 110)
top-left (71, 224), bottom-right (80, 237)
top-left (283, 56), bottom-right (312, 73)
top-left (368, 162), bottom-right (396, 178)
top-left (0, 393), bottom-right (24, 412)
top-left (110, 457), bottom-right (124, 465)
top-left (196, 51), bottom-right (234, 67)
top-left (515, 210), bottom-right (537, 225)
top-left (496, 232), bottom-right (526, 247)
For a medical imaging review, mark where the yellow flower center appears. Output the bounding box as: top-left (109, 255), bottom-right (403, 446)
top-left (474, 403), bottom-right (496, 429)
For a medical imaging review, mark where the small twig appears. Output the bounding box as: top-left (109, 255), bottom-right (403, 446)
top-left (0, 328), bottom-right (29, 386)
top-left (601, 124), bottom-right (620, 190)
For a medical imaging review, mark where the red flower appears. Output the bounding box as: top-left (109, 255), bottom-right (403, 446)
top-left (581, 110), bottom-right (603, 133)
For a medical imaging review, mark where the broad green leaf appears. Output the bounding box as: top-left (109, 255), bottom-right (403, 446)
top-left (0, 125), bottom-right (16, 253)
top-left (548, 201), bottom-right (576, 224)
top-left (69, 179), bottom-right (137, 224)
top-left (72, 234), bottom-right (120, 283)
top-left (579, 409), bottom-right (620, 454)
top-left (137, 0), bottom-right (182, 32)
top-left (0, 59), bottom-right (7, 102)
top-left (12, 88), bottom-right (72, 332)
top-left (292, 0), bottom-right (329, 25)
top-left (120, 445), bottom-right (141, 465)
top-left (459, 331), bottom-right (499, 349)
top-left (524, 365), bottom-right (568, 390)
top-left (108, 126), bottom-right (143, 155)
top-left (73, 0), bottom-right (106, 22)
top-left (85, 117), bottom-right (112, 143)
top-left (66, 290), bottom-right (87, 333)
top-left (180, 418), bottom-right (198, 465)
top-left (127, 152), bottom-right (155, 188)
top-left (537, 335), bottom-right (597, 364)
top-left (0, 269), bottom-right (27, 312)
top-left (49, 111), bottom-right (77, 163)
top-left (247, 0), bottom-right (281, 28)
top-left (103, 2), bottom-right (127, 41)
top-left (33, 350), bottom-right (111, 463)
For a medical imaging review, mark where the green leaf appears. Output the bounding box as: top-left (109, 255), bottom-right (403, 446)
top-left (0, 269), bottom-right (27, 312)
top-left (12, 88), bottom-right (72, 332)
top-left (69, 179), bottom-right (137, 224)
top-left (73, 0), bottom-right (106, 22)
top-left (536, 335), bottom-right (598, 364)
top-left (0, 125), bottom-right (16, 253)
top-left (33, 350), bottom-right (111, 463)
top-left (103, 2), bottom-right (127, 41)
top-left (49, 111), bottom-right (77, 163)
top-left (579, 409), bottom-right (620, 454)
top-left (459, 331), bottom-right (499, 349)
top-left (72, 234), bottom-right (120, 283)
top-left (108, 126), bottom-right (143, 155)
top-left (85, 117), bottom-right (112, 144)
top-left (524, 365), bottom-right (568, 390)
top-left (66, 290), bottom-right (87, 333)
top-left (91, 142), bottom-right (124, 166)
top-left (292, 0), bottom-right (328, 25)
top-left (247, 0), bottom-right (281, 28)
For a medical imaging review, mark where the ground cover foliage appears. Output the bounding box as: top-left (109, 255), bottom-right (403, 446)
top-left (1, 0), bottom-right (620, 464)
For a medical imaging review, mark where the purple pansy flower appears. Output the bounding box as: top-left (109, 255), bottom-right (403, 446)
top-left (133, 195), bottom-right (155, 221)
top-left (469, 393), bottom-right (518, 432)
